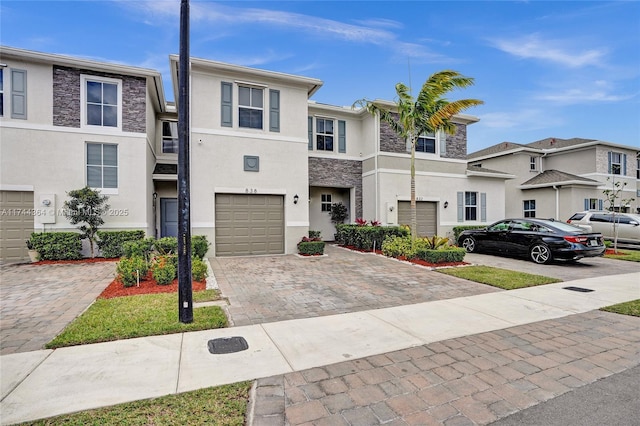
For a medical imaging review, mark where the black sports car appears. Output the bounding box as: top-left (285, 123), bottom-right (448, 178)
top-left (457, 218), bottom-right (605, 264)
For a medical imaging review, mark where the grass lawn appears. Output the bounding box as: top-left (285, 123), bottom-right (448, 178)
top-left (193, 288), bottom-right (224, 303)
top-left (46, 292), bottom-right (227, 349)
top-left (604, 248), bottom-right (640, 262)
top-left (19, 382), bottom-right (251, 426)
top-left (437, 265), bottom-right (562, 289)
top-left (601, 299), bottom-right (640, 317)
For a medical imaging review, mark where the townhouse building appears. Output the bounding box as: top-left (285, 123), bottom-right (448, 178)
top-left (467, 138), bottom-right (640, 221)
top-left (1, 46), bottom-right (508, 263)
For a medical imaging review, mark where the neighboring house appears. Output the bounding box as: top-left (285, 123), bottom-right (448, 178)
top-left (1, 45), bottom-right (509, 262)
top-left (467, 138), bottom-right (640, 221)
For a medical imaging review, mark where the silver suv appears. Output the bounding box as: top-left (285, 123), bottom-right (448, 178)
top-left (567, 211), bottom-right (640, 245)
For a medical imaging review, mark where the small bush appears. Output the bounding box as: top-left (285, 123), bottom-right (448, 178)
top-left (335, 224), bottom-right (408, 251)
top-left (191, 257), bottom-right (208, 281)
top-left (453, 225), bottom-right (486, 242)
top-left (308, 230), bottom-right (322, 239)
top-left (122, 237), bottom-right (155, 261)
top-left (191, 235), bottom-right (210, 260)
top-left (415, 247), bottom-right (466, 263)
top-left (96, 230), bottom-right (145, 258)
top-left (155, 237), bottom-right (178, 255)
top-left (151, 256), bottom-right (177, 285)
top-left (116, 256), bottom-right (149, 287)
top-left (29, 232), bottom-right (82, 260)
top-left (298, 241), bottom-right (325, 256)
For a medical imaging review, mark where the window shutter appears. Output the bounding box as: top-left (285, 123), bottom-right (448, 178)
top-left (439, 131), bottom-right (446, 156)
top-left (607, 151), bottom-right (612, 174)
top-left (457, 192), bottom-right (464, 222)
top-left (269, 89), bottom-right (280, 132)
top-left (338, 120), bottom-right (346, 153)
top-left (598, 199), bottom-right (603, 210)
top-left (11, 69), bottom-right (27, 119)
top-left (584, 199), bottom-right (589, 210)
top-left (622, 154), bottom-right (627, 175)
top-left (480, 193), bottom-right (487, 222)
top-left (308, 116), bottom-right (313, 150)
top-left (221, 82), bottom-right (232, 127)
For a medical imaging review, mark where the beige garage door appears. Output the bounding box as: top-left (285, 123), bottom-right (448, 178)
top-left (0, 191), bottom-right (34, 264)
top-left (397, 201), bottom-right (437, 237)
top-left (215, 194), bottom-right (284, 256)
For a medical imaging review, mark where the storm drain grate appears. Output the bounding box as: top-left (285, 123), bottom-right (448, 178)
top-left (563, 286), bottom-right (595, 293)
top-left (208, 336), bottom-right (249, 354)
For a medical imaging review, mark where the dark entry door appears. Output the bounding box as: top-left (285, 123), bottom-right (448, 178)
top-left (161, 198), bottom-right (178, 238)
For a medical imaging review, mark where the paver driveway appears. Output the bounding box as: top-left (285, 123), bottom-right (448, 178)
top-left (211, 244), bottom-right (501, 326)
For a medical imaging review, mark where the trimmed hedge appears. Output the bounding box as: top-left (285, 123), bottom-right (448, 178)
top-left (154, 236), bottom-right (210, 259)
top-left (335, 224), bottom-right (408, 251)
top-left (452, 225), bottom-right (486, 242)
top-left (29, 232), bottom-right (82, 260)
top-left (415, 247), bottom-right (466, 263)
top-left (96, 230), bottom-right (145, 258)
top-left (298, 241), bottom-right (325, 256)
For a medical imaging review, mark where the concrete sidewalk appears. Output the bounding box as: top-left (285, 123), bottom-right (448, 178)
top-left (1, 273), bottom-right (639, 425)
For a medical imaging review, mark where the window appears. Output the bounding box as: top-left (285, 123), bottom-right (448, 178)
top-left (82, 75), bottom-right (121, 129)
top-left (464, 191), bottom-right (477, 221)
top-left (0, 69), bottom-right (3, 116)
top-left (316, 118), bottom-right (334, 151)
top-left (530, 156), bottom-right (537, 171)
top-left (238, 85), bottom-right (263, 129)
top-left (416, 133), bottom-right (436, 153)
top-left (321, 194), bottom-right (332, 212)
top-left (523, 200), bottom-right (536, 217)
top-left (87, 143), bottom-right (118, 189)
top-left (637, 159), bottom-right (639, 179)
top-left (608, 151), bottom-right (626, 175)
top-left (162, 121), bottom-right (178, 154)
top-left (585, 198), bottom-right (602, 210)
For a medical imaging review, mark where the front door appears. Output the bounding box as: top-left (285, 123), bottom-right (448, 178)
top-left (160, 198), bottom-right (178, 238)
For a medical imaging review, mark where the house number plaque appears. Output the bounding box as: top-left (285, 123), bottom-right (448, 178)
top-left (245, 188), bottom-right (258, 194)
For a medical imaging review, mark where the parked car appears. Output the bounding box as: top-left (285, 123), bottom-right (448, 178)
top-left (567, 211), bottom-right (640, 245)
top-left (458, 218), bottom-right (605, 264)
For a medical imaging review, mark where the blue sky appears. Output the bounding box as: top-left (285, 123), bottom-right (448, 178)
top-left (1, 1), bottom-right (639, 153)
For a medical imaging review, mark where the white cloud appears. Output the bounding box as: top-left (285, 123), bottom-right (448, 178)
top-left (490, 33), bottom-right (606, 68)
top-left (478, 108), bottom-right (563, 130)
top-left (534, 80), bottom-right (636, 105)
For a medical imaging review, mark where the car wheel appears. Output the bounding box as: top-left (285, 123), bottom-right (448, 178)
top-left (461, 236), bottom-right (476, 253)
top-left (530, 243), bottom-right (552, 264)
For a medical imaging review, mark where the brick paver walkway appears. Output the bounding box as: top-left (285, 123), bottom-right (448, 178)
top-left (211, 245), bottom-right (500, 326)
top-left (251, 310), bottom-right (640, 425)
top-left (0, 261), bottom-right (116, 354)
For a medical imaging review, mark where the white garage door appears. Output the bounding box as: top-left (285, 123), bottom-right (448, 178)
top-left (215, 194), bottom-right (284, 256)
top-left (0, 191), bottom-right (34, 264)
top-left (397, 201), bottom-right (437, 237)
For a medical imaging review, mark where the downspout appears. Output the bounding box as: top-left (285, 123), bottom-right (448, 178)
top-left (552, 185), bottom-right (559, 220)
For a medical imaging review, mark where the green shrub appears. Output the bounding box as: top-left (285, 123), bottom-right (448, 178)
top-left (191, 235), bottom-right (210, 260)
top-left (308, 230), bottom-right (322, 239)
top-left (335, 224), bottom-right (408, 250)
top-left (298, 241), bottom-right (325, 256)
top-left (452, 225), bottom-right (486, 242)
top-left (155, 237), bottom-right (178, 255)
top-left (122, 237), bottom-right (155, 261)
top-left (96, 230), bottom-right (145, 258)
top-left (116, 256), bottom-right (149, 287)
top-left (151, 256), bottom-right (177, 285)
top-left (29, 232), bottom-right (82, 260)
top-left (191, 257), bottom-right (208, 281)
top-left (415, 247), bottom-right (466, 263)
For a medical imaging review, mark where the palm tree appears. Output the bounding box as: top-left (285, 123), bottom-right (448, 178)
top-left (355, 70), bottom-right (483, 243)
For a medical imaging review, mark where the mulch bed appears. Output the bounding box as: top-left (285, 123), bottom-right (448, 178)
top-left (341, 245), bottom-right (469, 268)
top-left (605, 249), bottom-right (627, 256)
top-left (99, 274), bottom-right (207, 299)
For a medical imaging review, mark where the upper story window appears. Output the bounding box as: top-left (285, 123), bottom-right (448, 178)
top-left (0, 69), bottom-right (4, 117)
top-left (87, 143), bottom-right (118, 190)
top-left (0, 68), bottom-right (27, 119)
top-left (608, 151), bottom-right (626, 175)
top-left (416, 133), bottom-right (436, 153)
top-left (636, 158), bottom-right (639, 179)
top-left (316, 118), bottom-right (334, 151)
top-left (81, 75), bottom-right (121, 130)
top-left (238, 85), bottom-right (263, 129)
top-left (530, 156), bottom-right (537, 171)
top-left (162, 121), bottom-right (178, 154)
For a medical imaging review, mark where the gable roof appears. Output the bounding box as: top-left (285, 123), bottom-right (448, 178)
top-left (466, 165), bottom-right (515, 179)
top-left (519, 170), bottom-right (600, 189)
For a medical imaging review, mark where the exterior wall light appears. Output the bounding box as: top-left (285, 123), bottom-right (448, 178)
top-left (444, 201), bottom-right (449, 209)
top-left (293, 194), bottom-right (299, 204)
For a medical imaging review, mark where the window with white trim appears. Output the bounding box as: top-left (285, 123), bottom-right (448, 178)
top-left (530, 156), bottom-right (537, 171)
top-left (609, 152), bottom-right (622, 175)
top-left (87, 143), bottom-right (118, 189)
top-left (81, 75), bottom-right (121, 129)
top-left (321, 194), bottom-right (332, 212)
top-left (416, 133), bottom-right (436, 153)
top-left (238, 85), bottom-right (263, 129)
top-left (162, 121), bottom-right (178, 154)
top-left (637, 158), bottom-right (639, 179)
top-left (464, 191), bottom-right (477, 221)
top-left (0, 69), bottom-right (4, 117)
top-left (316, 118), bottom-right (334, 151)
top-left (523, 200), bottom-right (536, 217)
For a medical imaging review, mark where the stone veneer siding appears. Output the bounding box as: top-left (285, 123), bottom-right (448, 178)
top-left (379, 120), bottom-right (468, 160)
top-left (308, 157), bottom-right (363, 218)
top-left (53, 66), bottom-right (147, 133)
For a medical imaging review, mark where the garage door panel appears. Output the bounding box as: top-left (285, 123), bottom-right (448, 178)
top-left (215, 194), bottom-right (284, 256)
top-left (397, 201), bottom-right (437, 237)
